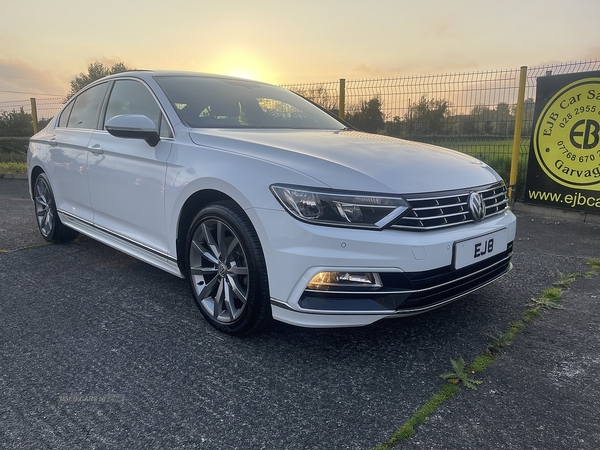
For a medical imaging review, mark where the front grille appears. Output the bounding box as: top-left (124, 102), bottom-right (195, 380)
top-left (392, 181), bottom-right (508, 231)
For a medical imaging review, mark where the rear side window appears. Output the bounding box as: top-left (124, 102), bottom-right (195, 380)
top-left (58, 102), bottom-right (74, 128)
top-left (65, 82), bottom-right (109, 129)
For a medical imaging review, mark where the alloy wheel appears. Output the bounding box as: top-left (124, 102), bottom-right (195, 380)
top-left (188, 218), bottom-right (250, 323)
top-left (34, 176), bottom-right (55, 238)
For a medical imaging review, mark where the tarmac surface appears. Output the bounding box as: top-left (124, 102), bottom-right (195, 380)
top-left (1, 177), bottom-right (599, 449)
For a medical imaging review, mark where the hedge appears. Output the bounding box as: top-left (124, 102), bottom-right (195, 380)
top-left (0, 137), bottom-right (29, 162)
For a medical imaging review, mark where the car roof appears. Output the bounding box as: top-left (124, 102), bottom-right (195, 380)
top-left (104, 70), bottom-right (271, 85)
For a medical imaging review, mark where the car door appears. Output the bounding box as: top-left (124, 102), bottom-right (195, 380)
top-left (49, 82), bottom-right (109, 222)
top-left (87, 78), bottom-right (174, 254)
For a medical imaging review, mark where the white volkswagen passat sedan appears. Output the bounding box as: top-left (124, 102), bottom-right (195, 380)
top-left (28, 71), bottom-right (516, 335)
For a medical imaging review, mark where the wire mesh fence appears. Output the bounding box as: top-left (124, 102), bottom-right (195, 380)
top-left (32, 97), bottom-right (65, 119)
top-left (3, 60), bottom-right (600, 186)
top-left (282, 60), bottom-right (600, 191)
top-left (0, 96), bottom-right (63, 119)
top-left (0, 96), bottom-right (63, 162)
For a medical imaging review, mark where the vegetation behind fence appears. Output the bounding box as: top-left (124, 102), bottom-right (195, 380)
top-left (285, 61), bottom-right (600, 152)
top-left (2, 60), bottom-right (600, 194)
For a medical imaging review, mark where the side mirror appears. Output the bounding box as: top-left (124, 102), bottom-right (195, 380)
top-left (105, 114), bottom-right (161, 147)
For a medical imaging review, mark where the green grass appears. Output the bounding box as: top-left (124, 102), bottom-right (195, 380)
top-left (373, 383), bottom-right (461, 448)
top-left (0, 161), bottom-right (27, 174)
top-left (404, 137), bottom-right (531, 200)
top-left (439, 138), bottom-right (529, 186)
top-left (375, 261), bottom-right (600, 449)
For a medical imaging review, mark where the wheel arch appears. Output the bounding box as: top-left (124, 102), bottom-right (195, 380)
top-left (29, 165), bottom-right (45, 197)
top-left (175, 189), bottom-right (242, 275)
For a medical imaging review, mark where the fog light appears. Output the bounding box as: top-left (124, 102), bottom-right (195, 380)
top-left (307, 272), bottom-right (382, 291)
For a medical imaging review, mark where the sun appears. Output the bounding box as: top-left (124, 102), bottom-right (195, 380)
top-left (202, 50), bottom-right (278, 84)
top-left (226, 68), bottom-right (262, 81)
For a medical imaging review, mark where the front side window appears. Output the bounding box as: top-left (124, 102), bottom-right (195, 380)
top-left (65, 82), bottom-right (109, 129)
top-left (104, 80), bottom-right (172, 138)
top-left (155, 76), bottom-right (344, 130)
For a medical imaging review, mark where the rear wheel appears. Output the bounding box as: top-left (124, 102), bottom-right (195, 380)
top-left (185, 202), bottom-right (272, 335)
top-left (33, 173), bottom-right (79, 243)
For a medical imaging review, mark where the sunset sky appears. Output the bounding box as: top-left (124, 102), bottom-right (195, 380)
top-left (1, 0), bottom-right (599, 102)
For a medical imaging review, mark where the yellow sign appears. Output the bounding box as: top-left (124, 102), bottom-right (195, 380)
top-left (534, 78), bottom-right (600, 191)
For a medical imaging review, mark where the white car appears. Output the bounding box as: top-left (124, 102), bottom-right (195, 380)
top-left (28, 71), bottom-right (516, 335)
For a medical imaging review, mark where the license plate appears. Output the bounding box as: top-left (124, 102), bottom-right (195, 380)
top-left (453, 228), bottom-right (508, 269)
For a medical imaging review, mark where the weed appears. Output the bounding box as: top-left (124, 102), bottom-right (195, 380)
top-left (440, 358), bottom-right (482, 390)
top-left (530, 287), bottom-right (563, 309)
top-left (587, 258), bottom-right (600, 270)
top-left (486, 330), bottom-right (514, 354)
top-left (522, 308), bottom-right (542, 323)
top-left (470, 354), bottom-right (495, 373)
top-left (553, 272), bottom-right (584, 288)
top-left (508, 321), bottom-right (525, 334)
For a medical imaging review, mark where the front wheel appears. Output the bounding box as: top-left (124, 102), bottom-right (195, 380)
top-left (185, 202), bottom-right (272, 335)
top-left (33, 173), bottom-right (79, 243)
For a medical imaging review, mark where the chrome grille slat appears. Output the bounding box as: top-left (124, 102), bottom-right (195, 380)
top-left (392, 182), bottom-right (508, 231)
top-left (402, 210), bottom-right (470, 220)
top-left (410, 201), bottom-right (468, 211)
top-left (485, 192), bottom-right (507, 201)
top-left (405, 192), bottom-right (469, 202)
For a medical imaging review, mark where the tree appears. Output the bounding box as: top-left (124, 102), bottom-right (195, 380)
top-left (405, 96), bottom-right (452, 135)
top-left (0, 108), bottom-right (34, 137)
top-left (383, 115), bottom-right (406, 137)
top-left (493, 102), bottom-right (511, 136)
top-left (0, 108), bottom-right (53, 137)
top-left (469, 105), bottom-right (494, 135)
top-left (294, 86), bottom-right (339, 114)
top-left (345, 98), bottom-right (385, 133)
top-left (66, 61), bottom-right (132, 100)
top-left (520, 98), bottom-right (536, 137)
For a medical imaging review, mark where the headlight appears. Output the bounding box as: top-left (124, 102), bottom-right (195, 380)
top-left (270, 184), bottom-right (411, 229)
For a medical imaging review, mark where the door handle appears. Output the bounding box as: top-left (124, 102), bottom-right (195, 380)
top-left (88, 144), bottom-right (104, 155)
top-left (48, 138), bottom-right (57, 147)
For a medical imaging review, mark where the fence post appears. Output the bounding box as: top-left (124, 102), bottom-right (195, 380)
top-left (509, 66), bottom-right (527, 206)
top-left (339, 79), bottom-right (345, 120)
top-left (30, 98), bottom-right (39, 134)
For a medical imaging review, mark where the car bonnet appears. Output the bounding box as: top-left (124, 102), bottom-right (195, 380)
top-left (188, 129), bottom-right (501, 194)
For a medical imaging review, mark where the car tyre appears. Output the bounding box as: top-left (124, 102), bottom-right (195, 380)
top-left (185, 202), bottom-right (272, 335)
top-left (33, 173), bottom-right (79, 243)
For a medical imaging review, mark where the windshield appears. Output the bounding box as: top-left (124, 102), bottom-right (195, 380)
top-left (154, 76), bottom-right (345, 130)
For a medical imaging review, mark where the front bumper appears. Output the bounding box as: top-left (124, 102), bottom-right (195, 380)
top-left (248, 207), bottom-right (516, 328)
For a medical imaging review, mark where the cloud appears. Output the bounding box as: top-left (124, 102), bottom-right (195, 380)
top-left (0, 59), bottom-right (69, 104)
